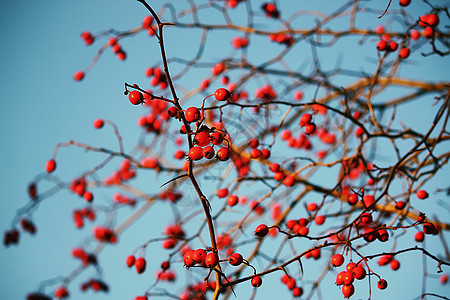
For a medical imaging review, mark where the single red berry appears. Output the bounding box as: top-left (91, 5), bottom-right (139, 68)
top-left (355, 126), bottom-right (364, 137)
top-left (204, 252), bottom-right (219, 268)
top-left (388, 40), bottom-right (398, 51)
top-left (255, 224), bottom-right (269, 237)
top-left (283, 175), bottom-right (295, 186)
top-left (167, 107), bottom-right (177, 117)
top-left (347, 193), bottom-right (358, 205)
top-left (193, 249), bottom-right (207, 264)
top-left (228, 253), bottom-right (243, 266)
top-left (390, 259), bottom-right (400, 270)
top-left (399, 47), bottom-right (410, 58)
top-left (126, 255), bottom-right (135, 267)
top-left (352, 265), bottom-right (366, 280)
top-left (416, 190), bottom-right (428, 199)
top-left (73, 71), bottom-right (85, 81)
top-left (315, 215), bottom-right (325, 225)
top-left (188, 146), bottom-right (204, 161)
top-left (377, 40), bottom-right (388, 51)
top-left (217, 188), bottom-right (229, 198)
top-left (83, 191), bottom-right (93, 202)
top-left (304, 123), bottom-right (316, 135)
top-left (46, 159), bottom-right (56, 173)
top-left (423, 222), bottom-right (436, 234)
top-left (227, 195), bottom-right (239, 207)
top-left (250, 148), bottom-right (261, 159)
top-left (93, 119), bottom-right (104, 129)
top-left (306, 202), bottom-right (317, 212)
top-left (342, 284), bottom-right (355, 298)
top-left (395, 201), bottom-right (406, 210)
top-left (210, 132), bottom-right (224, 145)
top-left (174, 150), bottom-right (185, 160)
top-left (135, 257), bottom-right (146, 274)
top-left (399, 0), bottom-right (411, 6)
top-left (54, 286), bottom-right (69, 299)
top-left (251, 276), bottom-right (262, 287)
top-left (161, 261), bottom-right (170, 270)
top-left (185, 107), bottom-right (200, 123)
top-left (377, 279), bottom-right (388, 290)
top-left (215, 88), bottom-right (231, 101)
top-left (203, 146), bottom-right (215, 159)
top-left (194, 132), bottom-right (211, 147)
top-left (410, 29), bottom-right (420, 40)
top-left (292, 286), bottom-right (303, 297)
top-left (330, 254), bottom-right (345, 267)
top-left (128, 91), bottom-right (144, 105)
top-left (216, 147), bottom-right (231, 161)
top-left (183, 250), bottom-right (196, 267)
top-left (377, 229), bottom-right (389, 242)
top-left (363, 195), bottom-right (375, 208)
top-left (415, 231), bottom-right (425, 242)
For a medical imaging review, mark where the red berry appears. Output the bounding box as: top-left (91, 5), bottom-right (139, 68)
top-left (299, 113), bottom-right (312, 126)
top-left (347, 193), bottom-right (358, 205)
top-left (415, 231), bottom-right (424, 242)
top-left (250, 148), bottom-right (261, 159)
top-left (251, 276), bottom-right (262, 287)
top-left (410, 29), bottom-right (420, 41)
top-left (135, 257), bottom-right (146, 274)
top-left (423, 222), bottom-right (436, 234)
top-left (228, 253), bottom-right (243, 266)
top-left (336, 271), bottom-right (346, 285)
top-left (292, 286), bottom-right (303, 297)
top-left (211, 132), bottom-right (224, 145)
top-left (388, 41), bottom-right (398, 51)
top-left (395, 201), bottom-right (406, 210)
top-left (215, 88), bottom-right (231, 101)
top-left (390, 259), bottom-right (400, 270)
top-left (188, 146), bottom-right (204, 161)
top-left (283, 175), bottom-right (295, 186)
top-left (193, 249), bottom-right (207, 264)
top-left (167, 107), bottom-right (177, 117)
top-left (73, 71), bottom-right (85, 81)
top-left (330, 254), bottom-right (345, 267)
top-left (377, 40), bottom-right (387, 51)
top-left (203, 146), bottom-right (215, 159)
top-left (128, 91), bottom-right (144, 105)
top-left (183, 250), bottom-right (196, 267)
top-left (304, 123), bottom-right (316, 135)
top-left (204, 252), bottom-right (219, 268)
top-left (194, 132), bottom-right (210, 147)
top-left (161, 261), bottom-right (170, 270)
top-left (83, 191), bottom-right (93, 202)
top-left (377, 229), bottom-right (389, 242)
top-left (217, 188), bottom-right (229, 198)
top-left (399, 0), bottom-right (411, 6)
top-left (352, 265), bottom-right (366, 280)
top-left (363, 195), bottom-right (375, 208)
top-left (377, 279), bottom-right (388, 290)
top-left (174, 150), bottom-right (185, 160)
top-left (93, 119), bottom-right (104, 128)
top-left (342, 271), bottom-right (354, 285)
top-left (416, 190), bottom-right (428, 199)
top-left (342, 284), bottom-right (355, 298)
top-left (185, 107), bottom-right (200, 123)
top-left (227, 195), bottom-right (238, 207)
top-left (399, 47), bottom-right (410, 58)
top-left (255, 224), bottom-right (269, 237)
top-left (46, 159), bottom-right (56, 173)
top-left (216, 147), bottom-right (231, 161)
top-left (293, 90), bottom-right (303, 101)
top-left (126, 255), bottom-right (135, 267)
